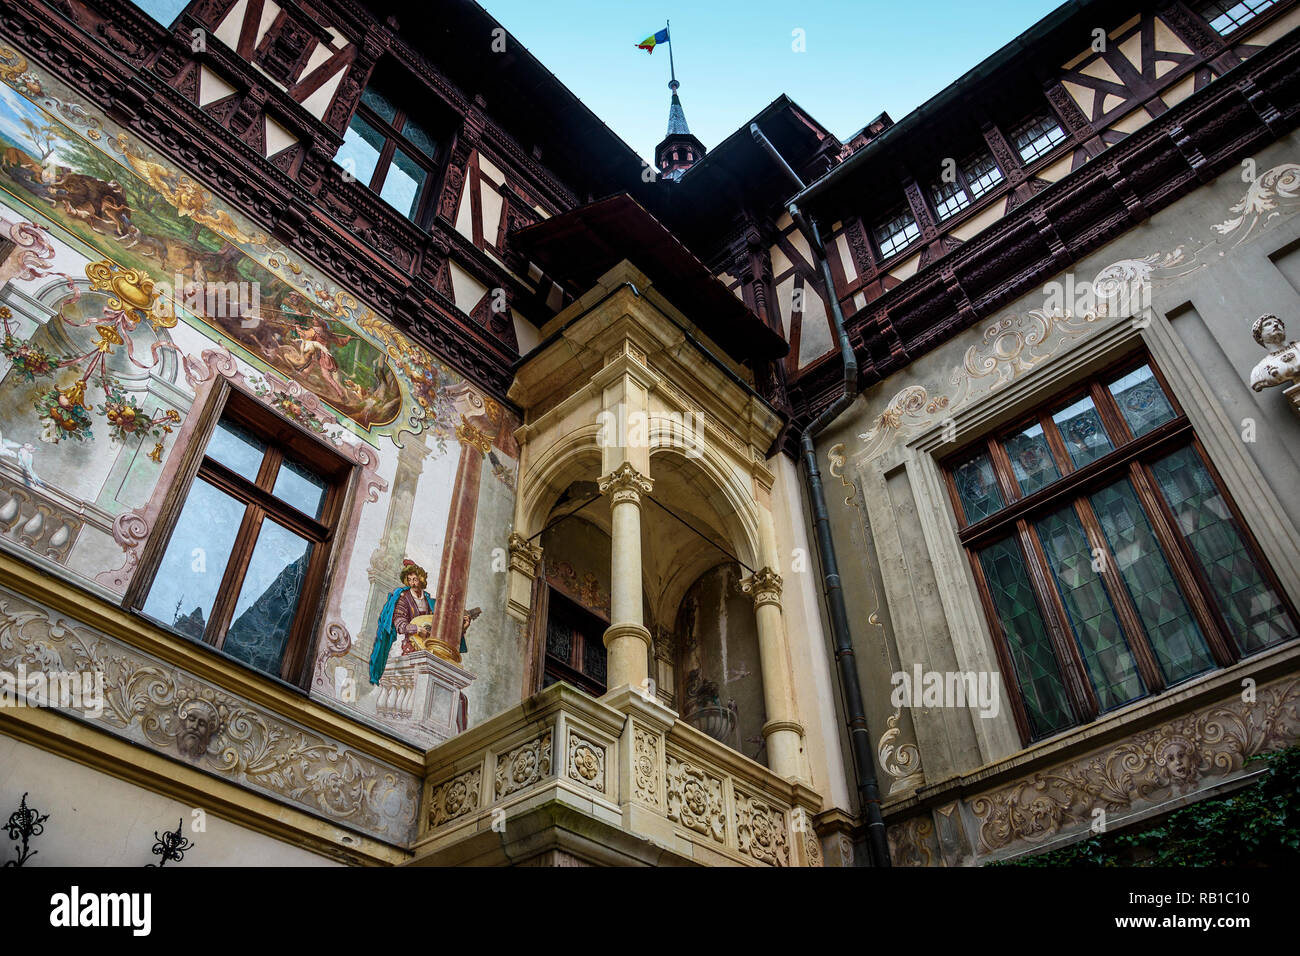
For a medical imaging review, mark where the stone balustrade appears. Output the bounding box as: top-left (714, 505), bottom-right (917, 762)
top-left (408, 682), bottom-right (825, 867)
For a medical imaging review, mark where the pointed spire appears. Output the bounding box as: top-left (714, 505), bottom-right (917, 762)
top-left (666, 82), bottom-right (691, 137)
top-left (651, 26), bottom-right (704, 181)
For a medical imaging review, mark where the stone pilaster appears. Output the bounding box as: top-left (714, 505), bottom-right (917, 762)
top-left (506, 531), bottom-right (543, 622)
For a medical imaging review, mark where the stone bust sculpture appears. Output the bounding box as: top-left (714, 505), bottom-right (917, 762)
top-left (1249, 314), bottom-right (1300, 392)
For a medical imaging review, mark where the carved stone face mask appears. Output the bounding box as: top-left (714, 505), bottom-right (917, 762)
top-left (178, 705), bottom-right (216, 757)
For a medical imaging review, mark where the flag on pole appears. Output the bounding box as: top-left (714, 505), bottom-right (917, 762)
top-left (636, 27), bottom-right (669, 53)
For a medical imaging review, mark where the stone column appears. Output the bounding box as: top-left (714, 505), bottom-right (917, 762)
top-left (740, 567), bottom-right (808, 783)
top-left (597, 462), bottom-right (653, 694)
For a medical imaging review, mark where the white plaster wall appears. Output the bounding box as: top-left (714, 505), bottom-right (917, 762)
top-left (769, 455), bottom-right (852, 812)
top-left (0, 735), bottom-right (339, 866)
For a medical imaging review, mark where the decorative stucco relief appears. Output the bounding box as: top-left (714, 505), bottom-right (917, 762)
top-left (840, 158), bottom-right (1300, 468)
top-left (803, 831), bottom-right (824, 867)
top-left (734, 788), bottom-right (788, 867)
top-left (1212, 162), bottom-right (1300, 246)
top-left (427, 767), bottom-right (482, 829)
top-left (876, 708), bottom-right (925, 795)
top-left (849, 254), bottom-right (1188, 465)
top-left (567, 730), bottom-right (606, 793)
top-left (971, 676), bottom-right (1300, 854)
top-left (0, 585), bottom-right (420, 844)
top-left (888, 813), bottom-right (937, 867)
top-left (494, 731), bottom-right (553, 800)
top-left (632, 724), bottom-right (661, 808)
top-left (665, 753), bottom-right (725, 843)
top-left (826, 443), bottom-right (924, 793)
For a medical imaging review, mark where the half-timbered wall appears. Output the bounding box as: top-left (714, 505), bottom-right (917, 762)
top-left (780, 0), bottom-right (1300, 379)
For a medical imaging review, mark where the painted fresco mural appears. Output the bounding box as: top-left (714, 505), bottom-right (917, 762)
top-left (0, 42), bottom-right (524, 747)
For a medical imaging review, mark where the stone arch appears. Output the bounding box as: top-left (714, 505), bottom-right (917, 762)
top-left (516, 422), bottom-right (604, 544)
top-left (646, 442), bottom-right (762, 629)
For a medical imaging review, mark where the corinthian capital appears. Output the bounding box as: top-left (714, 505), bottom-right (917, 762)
top-left (598, 462), bottom-right (653, 505)
top-left (507, 532), bottom-right (543, 576)
top-left (740, 567), bottom-right (783, 607)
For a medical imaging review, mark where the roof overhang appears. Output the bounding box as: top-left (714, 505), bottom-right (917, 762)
top-left (512, 194), bottom-right (789, 362)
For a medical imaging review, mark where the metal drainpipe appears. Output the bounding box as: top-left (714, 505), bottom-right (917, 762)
top-left (750, 123), bottom-right (891, 867)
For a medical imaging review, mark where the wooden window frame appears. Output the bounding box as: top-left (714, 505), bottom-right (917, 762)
top-left (961, 150), bottom-right (1005, 200)
top-left (872, 205), bottom-right (922, 261)
top-left (943, 354), bottom-right (1299, 743)
top-left (1194, 0), bottom-right (1279, 35)
top-left (542, 586), bottom-right (608, 698)
top-left (928, 151), bottom-right (1005, 222)
top-left (347, 87), bottom-right (443, 229)
top-left (125, 384), bottom-right (353, 687)
top-left (1009, 113), bottom-right (1068, 165)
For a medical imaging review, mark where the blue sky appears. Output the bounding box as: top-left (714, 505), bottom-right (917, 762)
top-left (129, 0), bottom-right (1069, 162)
top-left (479, 0), bottom-right (1066, 162)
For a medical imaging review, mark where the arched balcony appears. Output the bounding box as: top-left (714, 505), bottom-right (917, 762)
top-left (409, 258), bottom-right (825, 866)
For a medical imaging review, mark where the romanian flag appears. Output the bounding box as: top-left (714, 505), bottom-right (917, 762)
top-left (636, 27), bottom-right (669, 53)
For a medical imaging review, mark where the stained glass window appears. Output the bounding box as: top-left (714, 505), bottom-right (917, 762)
top-left (979, 538), bottom-right (1075, 739)
top-left (1089, 479), bottom-right (1214, 684)
top-left (953, 451), bottom-right (1004, 523)
top-left (1151, 447), bottom-right (1296, 653)
top-left (1052, 395), bottom-right (1114, 469)
top-left (1109, 365), bottom-right (1175, 437)
top-left (335, 77), bottom-right (444, 227)
top-left (1004, 423), bottom-right (1060, 496)
top-left (1036, 507), bottom-right (1145, 710)
top-left (946, 358), bottom-right (1294, 744)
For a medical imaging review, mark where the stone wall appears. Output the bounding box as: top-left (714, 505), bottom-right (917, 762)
top-left (813, 130), bottom-right (1300, 856)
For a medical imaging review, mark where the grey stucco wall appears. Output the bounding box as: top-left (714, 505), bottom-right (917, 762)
top-left (812, 130), bottom-right (1300, 805)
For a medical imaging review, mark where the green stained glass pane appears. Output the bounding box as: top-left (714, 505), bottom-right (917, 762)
top-left (1004, 423), bottom-right (1060, 495)
top-left (1035, 506), bottom-right (1144, 711)
top-left (978, 538), bottom-right (1075, 739)
top-left (1151, 446), bottom-right (1296, 653)
top-left (1052, 395), bottom-right (1114, 469)
top-left (360, 86), bottom-right (397, 123)
top-left (954, 451), bottom-right (1004, 524)
top-left (401, 118), bottom-right (438, 160)
top-left (1109, 365), bottom-right (1175, 437)
top-left (1089, 479), bottom-right (1214, 684)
